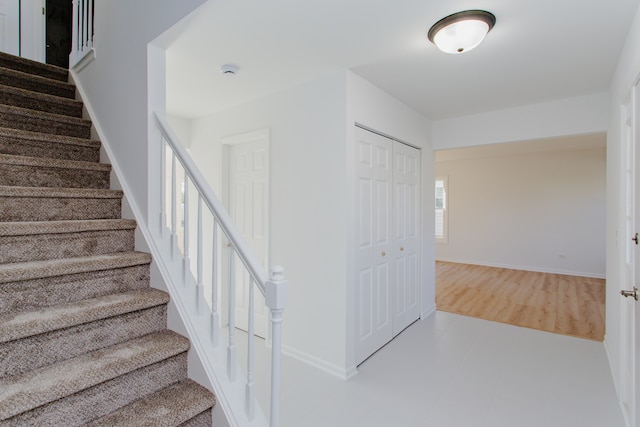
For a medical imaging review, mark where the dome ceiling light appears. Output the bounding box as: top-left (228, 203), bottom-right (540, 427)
top-left (220, 64), bottom-right (239, 75)
top-left (428, 10), bottom-right (496, 54)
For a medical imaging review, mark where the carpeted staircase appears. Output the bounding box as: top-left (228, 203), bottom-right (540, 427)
top-left (0, 52), bottom-right (216, 426)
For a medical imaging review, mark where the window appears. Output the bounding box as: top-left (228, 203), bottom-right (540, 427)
top-left (435, 176), bottom-right (448, 243)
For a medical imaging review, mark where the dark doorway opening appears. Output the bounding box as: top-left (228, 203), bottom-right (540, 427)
top-left (46, 0), bottom-right (72, 68)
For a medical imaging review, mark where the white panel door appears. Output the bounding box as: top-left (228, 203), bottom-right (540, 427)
top-left (355, 127), bottom-right (393, 363)
top-left (621, 79), bottom-right (640, 427)
top-left (19, 0), bottom-right (44, 62)
top-left (0, 0), bottom-right (19, 55)
top-left (229, 138), bottom-right (269, 338)
top-left (355, 126), bottom-right (421, 365)
top-left (392, 142), bottom-right (421, 333)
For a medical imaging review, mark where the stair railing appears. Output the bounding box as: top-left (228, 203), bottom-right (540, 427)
top-left (69, 0), bottom-right (94, 68)
top-left (153, 112), bottom-right (287, 427)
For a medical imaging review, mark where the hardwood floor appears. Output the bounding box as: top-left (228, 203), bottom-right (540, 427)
top-left (436, 261), bottom-right (606, 341)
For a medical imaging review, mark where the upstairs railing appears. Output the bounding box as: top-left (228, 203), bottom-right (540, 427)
top-left (153, 112), bottom-right (287, 427)
top-left (70, 0), bottom-right (94, 68)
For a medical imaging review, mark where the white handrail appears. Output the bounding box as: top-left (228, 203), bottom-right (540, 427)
top-left (153, 112), bottom-right (287, 427)
top-left (155, 112), bottom-right (269, 291)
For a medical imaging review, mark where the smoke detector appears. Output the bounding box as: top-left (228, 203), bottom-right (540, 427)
top-left (220, 64), bottom-right (239, 75)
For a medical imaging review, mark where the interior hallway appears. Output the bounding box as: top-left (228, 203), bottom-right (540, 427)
top-left (436, 261), bottom-right (606, 341)
top-left (245, 311), bottom-right (622, 427)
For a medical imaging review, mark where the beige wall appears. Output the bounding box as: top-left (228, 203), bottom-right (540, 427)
top-left (436, 141), bottom-right (606, 277)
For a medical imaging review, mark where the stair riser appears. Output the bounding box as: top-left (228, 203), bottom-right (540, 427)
top-left (0, 265), bottom-right (150, 316)
top-left (1, 305), bottom-right (167, 379)
top-left (0, 53), bottom-right (68, 82)
top-left (0, 196), bottom-right (120, 221)
top-left (0, 90), bottom-right (82, 117)
top-left (3, 353), bottom-right (188, 427)
top-left (0, 112), bottom-right (90, 139)
top-left (0, 136), bottom-right (100, 162)
top-left (0, 163), bottom-right (109, 189)
top-left (0, 70), bottom-right (75, 99)
top-left (180, 410), bottom-right (213, 427)
top-left (0, 229), bottom-right (135, 264)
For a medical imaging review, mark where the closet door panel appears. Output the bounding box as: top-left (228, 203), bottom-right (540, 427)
top-left (355, 127), bottom-right (393, 364)
top-left (392, 142), bottom-right (421, 334)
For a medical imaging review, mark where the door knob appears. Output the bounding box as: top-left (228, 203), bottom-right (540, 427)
top-left (400, 247), bottom-right (404, 251)
top-left (621, 287), bottom-right (638, 301)
top-left (633, 233), bottom-right (639, 245)
top-left (381, 251), bottom-right (386, 257)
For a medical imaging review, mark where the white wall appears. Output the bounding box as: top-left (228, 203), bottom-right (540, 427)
top-left (432, 92), bottom-right (609, 150)
top-left (436, 145), bottom-right (606, 277)
top-left (167, 115), bottom-right (192, 148)
top-left (345, 71), bottom-right (434, 373)
top-left (72, 0), bottom-right (205, 221)
top-left (606, 1), bottom-right (640, 405)
top-left (185, 69), bottom-right (435, 378)
top-left (189, 71), bottom-right (350, 378)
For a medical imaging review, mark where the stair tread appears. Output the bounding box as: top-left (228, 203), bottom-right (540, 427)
top-left (0, 126), bottom-right (100, 149)
top-left (0, 65), bottom-right (74, 93)
top-left (0, 288), bottom-right (169, 343)
top-left (0, 219), bottom-right (136, 236)
top-left (0, 185), bottom-right (122, 198)
top-left (86, 379), bottom-right (215, 427)
top-left (0, 251), bottom-right (152, 284)
top-left (0, 103), bottom-right (90, 126)
top-left (0, 153), bottom-right (111, 172)
top-left (0, 330), bottom-right (190, 420)
top-left (0, 51), bottom-right (68, 82)
top-left (0, 84), bottom-right (82, 109)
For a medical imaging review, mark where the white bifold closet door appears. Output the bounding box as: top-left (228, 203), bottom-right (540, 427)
top-left (355, 126), bottom-right (421, 365)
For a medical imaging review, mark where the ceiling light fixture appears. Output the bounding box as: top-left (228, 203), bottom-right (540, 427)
top-left (428, 10), bottom-right (496, 54)
top-left (220, 64), bottom-right (239, 75)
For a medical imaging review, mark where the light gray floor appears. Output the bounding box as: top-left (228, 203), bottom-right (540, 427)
top-left (248, 311), bottom-right (625, 427)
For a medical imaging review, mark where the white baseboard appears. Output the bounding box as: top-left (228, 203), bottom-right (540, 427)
top-left (421, 304), bottom-right (437, 319)
top-left (282, 344), bottom-right (357, 380)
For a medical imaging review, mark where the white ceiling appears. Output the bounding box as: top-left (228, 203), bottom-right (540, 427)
top-left (166, 0), bottom-right (640, 121)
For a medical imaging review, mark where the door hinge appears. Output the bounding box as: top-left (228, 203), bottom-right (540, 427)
top-left (621, 286), bottom-right (639, 301)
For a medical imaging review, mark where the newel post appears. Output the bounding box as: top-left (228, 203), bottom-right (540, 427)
top-left (265, 266), bottom-right (288, 427)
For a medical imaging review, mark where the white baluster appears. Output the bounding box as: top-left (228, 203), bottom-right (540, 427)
top-left (227, 246), bottom-right (236, 382)
top-left (170, 153), bottom-right (177, 258)
top-left (71, 0), bottom-right (79, 62)
top-left (82, 0), bottom-right (88, 51)
top-left (87, 0), bottom-right (93, 49)
top-left (211, 220), bottom-right (219, 346)
top-left (153, 112), bottom-right (289, 427)
top-left (196, 195), bottom-right (203, 313)
top-left (160, 136), bottom-right (167, 236)
top-left (265, 266), bottom-right (288, 427)
top-left (245, 277), bottom-right (255, 420)
top-left (183, 175), bottom-right (190, 285)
